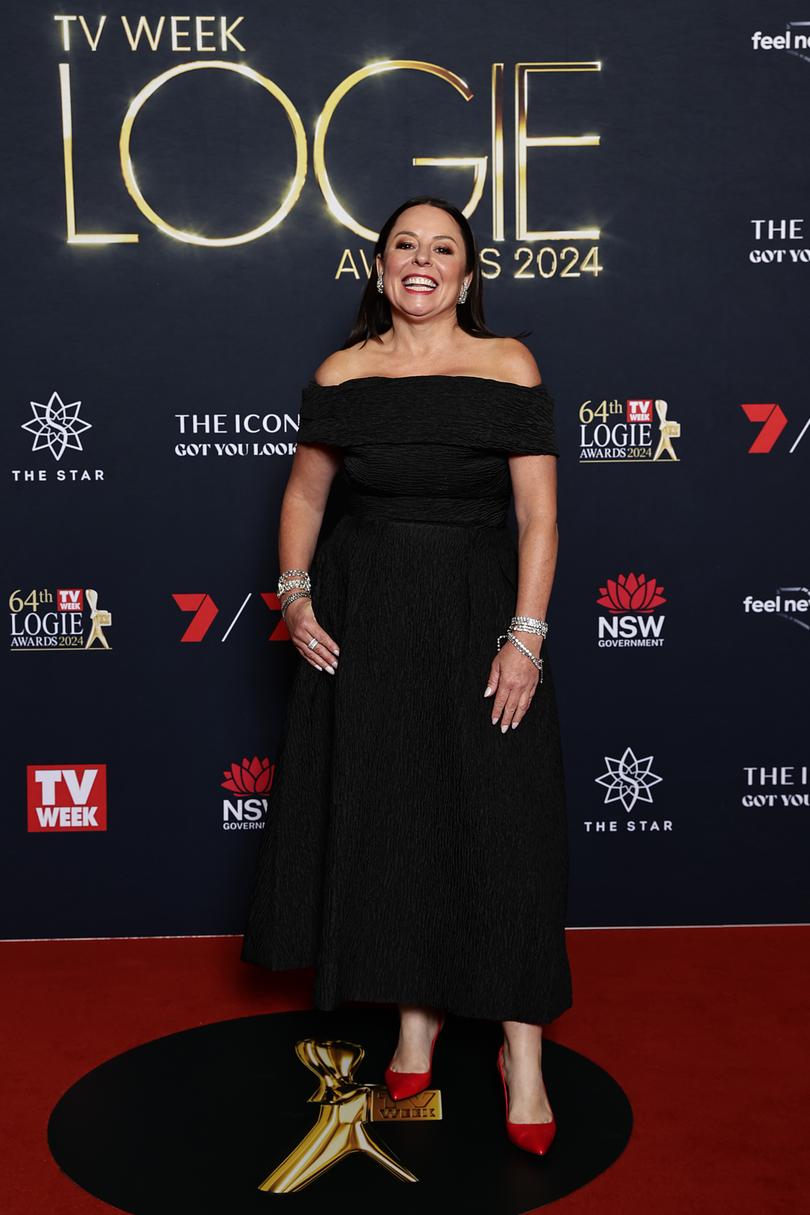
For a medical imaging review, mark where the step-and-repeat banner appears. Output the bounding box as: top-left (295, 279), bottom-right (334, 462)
top-left (3, 1), bottom-right (807, 938)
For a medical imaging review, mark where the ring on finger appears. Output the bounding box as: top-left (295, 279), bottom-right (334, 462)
top-left (307, 637), bottom-right (319, 650)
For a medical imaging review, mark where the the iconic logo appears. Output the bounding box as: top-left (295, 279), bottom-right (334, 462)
top-left (9, 586), bottom-right (113, 650)
top-left (13, 391), bottom-right (103, 484)
top-left (174, 412), bottom-right (300, 458)
top-left (742, 765), bottom-right (809, 808)
top-left (173, 593), bottom-right (288, 642)
top-left (579, 398), bottom-right (681, 462)
top-left (221, 756), bottom-right (273, 830)
top-left (585, 746), bottom-right (670, 834)
top-left (27, 764), bottom-right (108, 832)
top-left (740, 401), bottom-right (809, 453)
top-left (596, 572), bottom-right (667, 648)
top-left (259, 1038), bottom-right (441, 1192)
top-left (742, 588), bottom-right (809, 631)
top-left (748, 217), bottom-right (810, 266)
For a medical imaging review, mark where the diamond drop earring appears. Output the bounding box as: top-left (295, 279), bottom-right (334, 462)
top-left (376, 271), bottom-right (384, 294)
top-left (458, 280), bottom-right (469, 305)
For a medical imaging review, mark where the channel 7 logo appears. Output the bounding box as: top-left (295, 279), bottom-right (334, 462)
top-left (172, 593), bottom-right (288, 642)
top-left (740, 403), bottom-right (809, 453)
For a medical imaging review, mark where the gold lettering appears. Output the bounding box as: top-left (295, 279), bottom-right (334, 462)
top-left (59, 64), bottom-right (138, 244)
top-left (314, 60), bottom-right (484, 241)
top-left (479, 246), bottom-right (502, 278)
top-left (120, 16), bottom-right (166, 53)
top-left (78, 15), bottom-right (107, 51)
top-left (195, 16), bottom-right (217, 52)
top-left (53, 16), bottom-right (76, 52)
top-left (220, 16), bottom-right (246, 52)
top-left (119, 61), bottom-right (306, 246)
top-left (170, 16), bottom-right (192, 53)
top-left (335, 248), bottom-right (362, 279)
top-left (491, 62), bottom-right (505, 240)
top-left (515, 61), bottom-right (601, 241)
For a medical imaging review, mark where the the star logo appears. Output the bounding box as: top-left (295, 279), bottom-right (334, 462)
top-left (595, 746), bottom-right (663, 813)
top-left (21, 392), bottom-right (92, 461)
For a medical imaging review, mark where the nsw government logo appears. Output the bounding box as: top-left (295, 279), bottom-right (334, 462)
top-left (27, 765), bottom-right (107, 832)
top-left (586, 746), bottom-right (671, 834)
top-left (221, 756), bottom-right (274, 830)
top-left (596, 571), bottom-right (667, 647)
top-left (13, 391), bottom-right (104, 484)
top-left (9, 586), bottom-right (113, 650)
top-left (579, 397), bottom-right (681, 462)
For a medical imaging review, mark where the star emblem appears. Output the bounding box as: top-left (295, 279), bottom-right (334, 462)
top-left (595, 746), bottom-right (663, 813)
top-left (21, 392), bottom-right (92, 461)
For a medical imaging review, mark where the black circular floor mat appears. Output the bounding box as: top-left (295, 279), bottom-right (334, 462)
top-left (48, 1008), bottom-right (632, 1213)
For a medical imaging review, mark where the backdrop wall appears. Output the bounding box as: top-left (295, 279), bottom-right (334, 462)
top-left (3, 0), bottom-right (808, 939)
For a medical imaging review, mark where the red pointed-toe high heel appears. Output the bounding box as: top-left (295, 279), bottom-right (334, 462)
top-left (497, 1044), bottom-right (557, 1156)
top-left (384, 1014), bottom-right (445, 1101)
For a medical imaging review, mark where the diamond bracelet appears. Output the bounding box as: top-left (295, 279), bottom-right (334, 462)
top-left (497, 630), bottom-right (544, 680)
top-left (510, 614), bottom-right (548, 637)
top-left (280, 589), bottom-right (311, 619)
top-left (278, 568), bottom-right (311, 595)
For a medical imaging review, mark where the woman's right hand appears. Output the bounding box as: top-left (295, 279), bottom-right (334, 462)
top-left (284, 597), bottom-right (340, 673)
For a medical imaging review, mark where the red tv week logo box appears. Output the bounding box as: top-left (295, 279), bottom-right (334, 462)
top-left (627, 400), bottom-right (653, 424)
top-left (27, 764), bottom-right (107, 832)
top-left (57, 588), bottom-right (84, 612)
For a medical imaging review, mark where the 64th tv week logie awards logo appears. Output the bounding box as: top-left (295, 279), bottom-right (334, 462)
top-left (579, 397), bottom-right (682, 462)
top-left (9, 587), bottom-right (113, 650)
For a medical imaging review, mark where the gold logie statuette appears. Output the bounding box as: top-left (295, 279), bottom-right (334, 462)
top-left (258, 1038), bottom-right (442, 1193)
top-left (84, 588), bottom-right (112, 649)
top-left (652, 400), bottom-right (681, 461)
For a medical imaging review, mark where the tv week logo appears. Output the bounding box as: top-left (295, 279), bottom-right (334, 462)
top-left (27, 765), bottom-right (107, 832)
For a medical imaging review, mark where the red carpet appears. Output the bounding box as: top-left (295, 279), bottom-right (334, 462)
top-left (2, 926), bottom-right (808, 1213)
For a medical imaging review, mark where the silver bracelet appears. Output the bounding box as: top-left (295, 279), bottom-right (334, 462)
top-left (510, 614), bottom-right (548, 638)
top-left (279, 583), bottom-right (308, 602)
top-left (280, 589), bottom-right (311, 618)
top-left (497, 630), bottom-right (544, 681)
top-left (278, 568), bottom-right (311, 595)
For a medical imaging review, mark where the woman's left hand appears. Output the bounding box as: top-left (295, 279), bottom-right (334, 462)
top-left (484, 636), bottom-right (541, 732)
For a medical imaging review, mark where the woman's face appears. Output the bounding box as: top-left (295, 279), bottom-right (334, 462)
top-left (376, 205), bottom-right (470, 319)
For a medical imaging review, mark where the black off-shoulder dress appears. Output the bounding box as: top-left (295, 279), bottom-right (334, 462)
top-left (240, 374), bottom-right (573, 1025)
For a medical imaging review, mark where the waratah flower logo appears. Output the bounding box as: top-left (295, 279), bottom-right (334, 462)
top-left (596, 572), bottom-right (666, 614)
top-left (221, 756), bottom-right (274, 794)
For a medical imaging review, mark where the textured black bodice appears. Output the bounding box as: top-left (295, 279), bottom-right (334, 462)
top-left (298, 374), bottom-right (559, 528)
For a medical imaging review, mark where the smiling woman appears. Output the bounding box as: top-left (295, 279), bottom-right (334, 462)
top-left (329, 194), bottom-right (532, 353)
top-left (241, 196), bottom-right (570, 1157)
top-left (396, 230), bottom-right (457, 292)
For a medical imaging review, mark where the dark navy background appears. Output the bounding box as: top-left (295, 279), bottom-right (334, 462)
top-left (2, 1), bottom-right (807, 937)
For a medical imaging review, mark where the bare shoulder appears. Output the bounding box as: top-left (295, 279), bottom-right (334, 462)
top-left (311, 350), bottom-right (354, 387)
top-left (312, 341), bottom-right (369, 387)
top-left (491, 337), bottom-right (543, 388)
